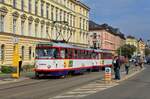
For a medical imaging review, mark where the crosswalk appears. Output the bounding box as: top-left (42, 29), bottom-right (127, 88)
top-left (49, 81), bottom-right (119, 99)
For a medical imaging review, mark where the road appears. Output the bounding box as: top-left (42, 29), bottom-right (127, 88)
top-left (82, 65), bottom-right (150, 99)
top-left (0, 65), bottom-right (148, 99)
top-left (0, 71), bottom-right (104, 99)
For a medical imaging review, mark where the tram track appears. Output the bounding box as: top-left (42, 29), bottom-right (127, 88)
top-left (0, 72), bottom-right (104, 99)
top-left (0, 72), bottom-right (103, 93)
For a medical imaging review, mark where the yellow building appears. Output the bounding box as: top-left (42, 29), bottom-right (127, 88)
top-left (126, 36), bottom-right (138, 56)
top-left (0, 0), bottom-right (89, 66)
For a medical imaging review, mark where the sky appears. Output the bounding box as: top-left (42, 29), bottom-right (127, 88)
top-left (81, 0), bottom-right (150, 41)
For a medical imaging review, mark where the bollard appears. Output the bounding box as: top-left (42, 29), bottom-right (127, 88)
top-left (104, 67), bottom-right (112, 83)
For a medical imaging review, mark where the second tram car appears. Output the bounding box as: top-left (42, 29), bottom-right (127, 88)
top-left (34, 42), bottom-right (113, 77)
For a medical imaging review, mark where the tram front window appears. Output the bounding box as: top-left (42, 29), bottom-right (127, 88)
top-left (36, 48), bottom-right (59, 59)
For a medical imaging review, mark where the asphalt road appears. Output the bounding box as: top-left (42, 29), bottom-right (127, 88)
top-left (82, 65), bottom-right (150, 99)
top-left (0, 71), bottom-right (104, 99)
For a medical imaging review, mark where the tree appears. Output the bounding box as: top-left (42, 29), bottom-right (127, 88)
top-left (117, 44), bottom-right (136, 58)
top-left (145, 48), bottom-right (150, 56)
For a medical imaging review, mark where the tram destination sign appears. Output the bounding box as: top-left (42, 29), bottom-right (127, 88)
top-left (37, 42), bottom-right (53, 47)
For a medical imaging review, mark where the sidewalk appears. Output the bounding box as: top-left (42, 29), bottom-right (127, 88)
top-left (0, 71), bottom-right (35, 85)
top-left (0, 65), bottom-right (144, 85)
top-left (112, 65), bottom-right (145, 83)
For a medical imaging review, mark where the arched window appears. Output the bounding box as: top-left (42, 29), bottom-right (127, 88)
top-left (21, 46), bottom-right (24, 60)
top-left (1, 44), bottom-right (5, 63)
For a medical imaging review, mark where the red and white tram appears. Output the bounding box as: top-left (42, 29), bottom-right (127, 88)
top-left (34, 42), bottom-right (113, 77)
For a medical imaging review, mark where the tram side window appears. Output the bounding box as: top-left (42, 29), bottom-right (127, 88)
top-left (68, 49), bottom-right (73, 59)
top-left (99, 53), bottom-right (101, 59)
top-left (60, 49), bottom-right (65, 59)
top-left (53, 48), bottom-right (59, 59)
top-left (84, 51), bottom-right (87, 59)
top-left (80, 50), bottom-right (84, 59)
top-left (78, 50), bottom-right (82, 59)
top-left (87, 51), bottom-right (91, 59)
top-left (74, 50), bottom-right (78, 59)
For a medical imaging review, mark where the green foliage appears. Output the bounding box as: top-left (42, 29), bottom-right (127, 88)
top-left (117, 44), bottom-right (136, 58)
top-left (1, 66), bottom-right (15, 74)
top-left (145, 48), bottom-right (150, 56)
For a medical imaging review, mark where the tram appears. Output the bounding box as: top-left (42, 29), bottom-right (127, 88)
top-left (34, 42), bottom-right (113, 77)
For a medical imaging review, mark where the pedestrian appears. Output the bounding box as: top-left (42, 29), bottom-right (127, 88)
top-left (112, 56), bottom-right (121, 80)
top-left (124, 56), bottom-right (130, 75)
top-left (139, 56), bottom-right (144, 69)
top-left (19, 56), bottom-right (22, 76)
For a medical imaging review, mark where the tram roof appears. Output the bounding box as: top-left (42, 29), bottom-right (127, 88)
top-left (37, 42), bottom-right (111, 53)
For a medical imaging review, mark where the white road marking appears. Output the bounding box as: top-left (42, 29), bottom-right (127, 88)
top-left (50, 82), bottom-right (119, 99)
top-left (67, 90), bottom-right (97, 94)
top-left (52, 94), bottom-right (87, 99)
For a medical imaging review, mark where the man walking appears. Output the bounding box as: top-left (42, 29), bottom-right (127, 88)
top-left (113, 56), bottom-right (121, 80)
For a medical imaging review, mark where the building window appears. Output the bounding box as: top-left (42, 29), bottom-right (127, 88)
top-left (29, 47), bottom-right (32, 60)
top-left (41, 25), bottom-right (43, 38)
top-left (46, 26), bottom-right (49, 38)
top-left (35, 1), bottom-right (38, 15)
top-left (70, 14), bottom-right (72, 26)
top-left (1, 44), bottom-right (5, 63)
top-left (55, 8), bottom-right (58, 21)
top-left (67, 13), bottom-right (69, 25)
top-left (21, 21), bottom-right (24, 35)
top-left (46, 4), bottom-right (49, 19)
top-left (60, 10), bottom-right (62, 21)
top-left (64, 11), bottom-right (66, 22)
top-left (41, 2), bottom-right (44, 17)
top-left (13, 18), bottom-right (17, 33)
top-left (13, 0), bottom-right (16, 8)
top-left (80, 17), bottom-right (82, 28)
top-left (28, 0), bottom-right (32, 13)
top-left (21, 0), bottom-right (24, 11)
top-left (21, 46), bottom-right (25, 60)
top-left (51, 5), bottom-right (54, 21)
top-left (73, 16), bottom-right (75, 27)
top-left (0, 15), bottom-right (4, 32)
top-left (93, 33), bottom-right (97, 39)
top-left (35, 23), bottom-right (38, 37)
top-left (28, 22), bottom-right (32, 36)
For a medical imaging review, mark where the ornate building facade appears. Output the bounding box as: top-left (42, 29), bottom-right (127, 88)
top-left (0, 0), bottom-right (89, 66)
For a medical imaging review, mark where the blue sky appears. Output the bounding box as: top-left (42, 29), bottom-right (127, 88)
top-left (81, 0), bottom-right (150, 41)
